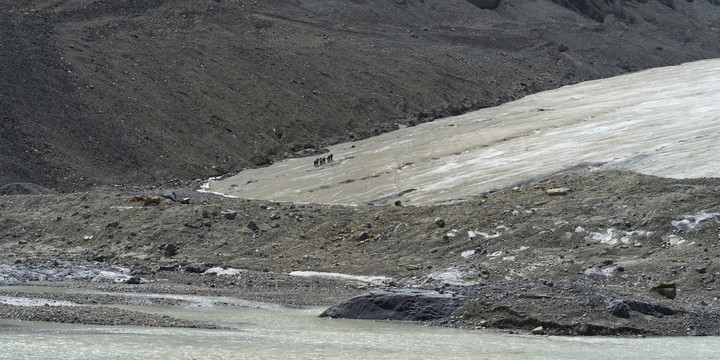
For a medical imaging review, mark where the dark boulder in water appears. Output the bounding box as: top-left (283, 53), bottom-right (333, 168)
top-left (319, 289), bottom-right (466, 321)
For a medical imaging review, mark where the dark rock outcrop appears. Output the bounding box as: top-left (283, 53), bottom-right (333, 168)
top-left (247, 221), bottom-right (260, 232)
top-left (319, 289), bottom-right (466, 321)
top-left (185, 263), bottom-right (207, 274)
top-left (161, 190), bottom-right (177, 202)
top-left (466, 0), bottom-right (501, 10)
top-left (220, 210), bottom-right (237, 220)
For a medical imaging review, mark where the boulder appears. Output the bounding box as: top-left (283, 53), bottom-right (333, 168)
top-left (125, 275), bottom-right (142, 284)
top-left (221, 210), bottom-right (237, 220)
top-left (92, 252), bottom-right (109, 262)
top-left (650, 281), bottom-right (677, 299)
top-left (435, 218), bottom-right (446, 228)
top-left (319, 289), bottom-right (466, 321)
top-left (161, 190), bottom-right (177, 202)
top-left (625, 299), bottom-right (678, 317)
top-left (606, 300), bottom-right (631, 318)
top-left (546, 187), bottom-right (571, 196)
top-left (185, 263), bottom-right (207, 273)
top-left (247, 221), bottom-right (260, 232)
top-left (164, 243), bottom-right (178, 257)
top-left (695, 261), bottom-right (711, 274)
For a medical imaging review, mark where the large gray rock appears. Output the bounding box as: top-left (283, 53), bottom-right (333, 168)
top-left (247, 221), bottom-right (260, 232)
top-left (161, 190), bottom-right (177, 202)
top-left (185, 263), bottom-right (207, 273)
top-left (319, 289), bottom-right (466, 321)
top-left (221, 210), bottom-right (237, 220)
top-left (606, 300), bottom-right (631, 318)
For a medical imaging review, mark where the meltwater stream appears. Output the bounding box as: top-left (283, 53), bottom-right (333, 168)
top-left (1, 290), bottom-right (720, 360)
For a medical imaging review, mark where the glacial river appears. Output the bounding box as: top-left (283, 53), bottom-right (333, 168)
top-left (1, 291), bottom-right (720, 360)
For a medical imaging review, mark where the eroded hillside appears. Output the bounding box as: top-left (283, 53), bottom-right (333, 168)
top-left (2, 0), bottom-right (719, 191)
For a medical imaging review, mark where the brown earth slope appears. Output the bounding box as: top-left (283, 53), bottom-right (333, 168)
top-left (2, 0), bottom-right (720, 191)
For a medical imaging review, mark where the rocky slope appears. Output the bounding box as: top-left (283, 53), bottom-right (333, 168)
top-left (2, 0), bottom-right (720, 191)
top-left (1, 170), bottom-right (719, 335)
top-left (2, 0), bottom-right (720, 336)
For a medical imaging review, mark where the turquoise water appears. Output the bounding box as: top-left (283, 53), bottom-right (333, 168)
top-left (1, 299), bottom-right (719, 360)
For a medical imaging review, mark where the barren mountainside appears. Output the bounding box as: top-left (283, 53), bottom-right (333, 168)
top-left (2, 0), bottom-right (719, 191)
top-left (2, 0), bottom-right (720, 339)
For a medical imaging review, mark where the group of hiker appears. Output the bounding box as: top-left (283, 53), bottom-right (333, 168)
top-left (313, 154), bottom-right (333, 167)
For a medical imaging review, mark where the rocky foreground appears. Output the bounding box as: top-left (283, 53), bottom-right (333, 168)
top-left (1, 169), bottom-right (719, 335)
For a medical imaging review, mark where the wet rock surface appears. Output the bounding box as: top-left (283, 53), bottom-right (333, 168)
top-left (320, 289), bottom-right (466, 321)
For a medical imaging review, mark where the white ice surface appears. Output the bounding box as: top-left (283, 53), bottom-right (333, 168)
top-left (289, 271), bottom-right (391, 285)
top-left (207, 59), bottom-right (720, 205)
top-left (0, 296), bottom-right (78, 307)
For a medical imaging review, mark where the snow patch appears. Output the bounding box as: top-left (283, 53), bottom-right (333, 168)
top-left (584, 266), bottom-right (618, 278)
top-left (663, 234), bottom-right (686, 246)
top-left (672, 212), bottom-right (720, 231)
top-left (288, 271), bottom-right (390, 285)
top-left (581, 228), bottom-right (651, 246)
top-left (468, 231), bottom-right (495, 239)
top-left (205, 59), bottom-right (720, 205)
top-left (409, 267), bottom-right (479, 287)
top-left (109, 206), bottom-right (139, 211)
top-left (0, 296), bottom-right (78, 307)
top-left (205, 267), bottom-right (242, 276)
top-left (468, 225), bottom-right (506, 240)
top-left (487, 251), bottom-right (504, 258)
